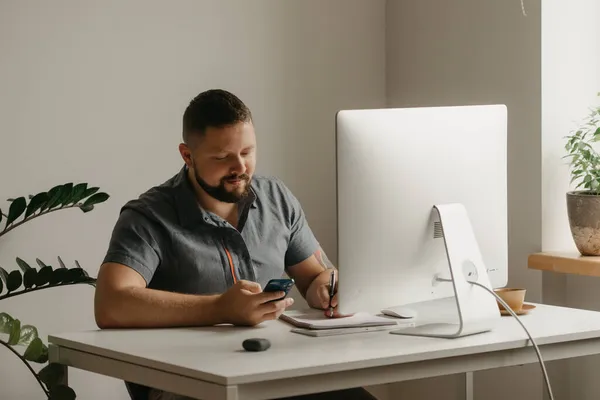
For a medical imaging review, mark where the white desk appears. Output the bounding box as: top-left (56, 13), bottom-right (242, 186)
top-left (48, 304), bottom-right (600, 400)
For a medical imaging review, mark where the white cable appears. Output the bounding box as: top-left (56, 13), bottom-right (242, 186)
top-left (434, 276), bottom-right (554, 399)
top-left (469, 280), bottom-right (554, 400)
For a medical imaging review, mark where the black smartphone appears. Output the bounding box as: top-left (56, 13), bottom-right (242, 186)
top-left (263, 278), bottom-right (295, 301)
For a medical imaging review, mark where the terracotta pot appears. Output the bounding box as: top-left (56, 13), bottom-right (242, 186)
top-left (567, 190), bottom-right (600, 255)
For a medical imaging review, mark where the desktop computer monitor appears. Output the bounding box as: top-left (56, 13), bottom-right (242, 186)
top-left (335, 104), bottom-right (507, 338)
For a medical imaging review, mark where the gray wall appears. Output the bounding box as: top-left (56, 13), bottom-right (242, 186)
top-left (385, 0), bottom-right (543, 399)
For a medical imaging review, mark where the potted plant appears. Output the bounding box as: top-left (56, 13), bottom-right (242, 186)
top-left (564, 92), bottom-right (600, 255)
top-left (0, 182), bottom-right (108, 399)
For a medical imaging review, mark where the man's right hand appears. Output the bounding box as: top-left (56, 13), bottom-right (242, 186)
top-left (215, 280), bottom-right (294, 326)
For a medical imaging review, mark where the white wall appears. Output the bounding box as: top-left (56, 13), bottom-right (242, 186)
top-left (0, 1), bottom-right (386, 399)
top-left (541, 1), bottom-right (600, 399)
top-left (385, 0), bottom-right (542, 399)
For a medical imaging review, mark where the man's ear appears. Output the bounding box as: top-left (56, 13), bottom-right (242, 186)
top-left (178, 143), bottom-right (193, 167)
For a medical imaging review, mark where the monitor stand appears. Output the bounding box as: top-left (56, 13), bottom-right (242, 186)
top-left (390, 203), bottom-right (501, 339)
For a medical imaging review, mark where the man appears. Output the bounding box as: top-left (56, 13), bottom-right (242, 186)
top-left (94, 89), bottom-right (377, 400)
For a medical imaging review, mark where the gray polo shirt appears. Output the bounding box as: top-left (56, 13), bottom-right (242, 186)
top-left (102, 165), bottom-right (320, 292)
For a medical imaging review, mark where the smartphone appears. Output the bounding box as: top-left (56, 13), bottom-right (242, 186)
top-left (263, 278), bottom-right (295, 301)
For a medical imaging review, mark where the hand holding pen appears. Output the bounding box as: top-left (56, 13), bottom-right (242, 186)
top-left (313, 268), bottom-right (341, 317)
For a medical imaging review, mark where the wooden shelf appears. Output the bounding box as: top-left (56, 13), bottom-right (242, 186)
top-left (528, 251), bottom-right (600, 277)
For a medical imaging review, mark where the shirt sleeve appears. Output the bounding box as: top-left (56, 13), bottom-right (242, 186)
top-left (281, 183), bottom-right (320, 268)
top-left (102, 207), bottom-right (162, 285)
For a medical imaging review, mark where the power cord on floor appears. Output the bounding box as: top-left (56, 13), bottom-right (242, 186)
top-left (468, 280), bottom-right (554, 400)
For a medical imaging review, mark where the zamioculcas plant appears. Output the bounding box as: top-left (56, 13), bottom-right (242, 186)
top-left (0, 182), bottom-right (109, 399)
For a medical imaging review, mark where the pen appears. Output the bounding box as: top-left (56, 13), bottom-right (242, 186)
top-left (328, 270), bottom-right (335, 317)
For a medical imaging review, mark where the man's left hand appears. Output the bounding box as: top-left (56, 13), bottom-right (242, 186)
top-left (306, 269), bottom-right (345, 318)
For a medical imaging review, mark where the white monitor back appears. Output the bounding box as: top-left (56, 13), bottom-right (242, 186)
top-left (335, 105), bottom-right (507, 316)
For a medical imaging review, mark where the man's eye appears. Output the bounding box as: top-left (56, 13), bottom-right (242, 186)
top-left (214, 156), bottom-right (227, 160)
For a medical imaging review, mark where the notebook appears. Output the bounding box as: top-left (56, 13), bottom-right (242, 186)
top-left (280, 309), bottom-right (398, 330)
top-left (291, 324), bottom-right (411, 337)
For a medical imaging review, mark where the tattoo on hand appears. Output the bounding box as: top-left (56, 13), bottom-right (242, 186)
top-left (315, 247), bottom-right (335, 270)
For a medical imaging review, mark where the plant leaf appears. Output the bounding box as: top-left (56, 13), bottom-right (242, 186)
top-left (49, 268), bottom-right (68, 285)
top-left (57, 256), bottom-right (67, 269)
top-left (35, 266), bottom-right (53, 287)
top-left (64, 268), bottom-right (80, 283)
top-left (79, 204), bottom-right (94, 213)
top-left (24, 192), bottom-right (49, 219)
top-left (0, 312), bottom-right (14, 334)
top-left (65, 268), bottom-right (87, 283)
top-left (0, 267), bottom-right (8, 281)
top-left (5, 197), bottom-right (26, 226)
top-left (23, 268), bottom-right (38, 289)
top-left (8, 318), bottom-right (21, 345)
top-left (57, 183), bottom-right (74, 207)
top-left (24, 337), bottom-right (48, 363)
top-left (38, 363), bottom-right (66, 390)
top-left (82, 187), bottom-right (99, 199)
top-left (69, 183), bottom-right (88, 205)
top-left (18, 324), bottom-right (39, 346)
top-left (74, 260), bottom-right (85, 273)
top-left (41, 186), bottom-right (62, 212)
top-left (16, 257), bottom-right (33, 273)
top-left (7, 270), bottom-right (23, 291)
top-left (49, 384), bottom-right (76, 400)
top-left (50, 268), bottom-right (67, 285)
top-left (36, 258), bottom-right (48, 268)
top-left (81, 192), bottom-right (109, 209)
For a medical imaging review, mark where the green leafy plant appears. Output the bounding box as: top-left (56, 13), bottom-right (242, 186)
top-left (564, 92), bottom-right (600, 194)
top-left (0, 182), bottom-right (109, 399)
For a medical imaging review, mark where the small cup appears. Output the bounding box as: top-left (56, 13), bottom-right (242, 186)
top-left (494, 288), bottom-right (526, 312)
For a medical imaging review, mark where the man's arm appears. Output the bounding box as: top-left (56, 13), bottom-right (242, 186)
top-left (94, 207), bottom-right (215, 328)
top-left (94, 262), bottom-right (222, 329)
top-left (95, 208), bottom-right (290, 329)
top-left (94, 263), bottom-right (290, 328)
top-left (277, 181), bottom-right (338, 310)
top-left (287, 246), bottom-right (338, 310)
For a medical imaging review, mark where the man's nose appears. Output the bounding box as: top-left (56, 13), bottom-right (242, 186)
top-left (231, 156), bottom-right (246, 175)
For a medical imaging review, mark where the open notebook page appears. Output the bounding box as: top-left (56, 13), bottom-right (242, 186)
top-left (280, 309), bottom-right (398, 330)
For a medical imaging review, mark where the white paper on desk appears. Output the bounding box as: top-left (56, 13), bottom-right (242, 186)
top-left (280, 309), bottom-right (397, 330)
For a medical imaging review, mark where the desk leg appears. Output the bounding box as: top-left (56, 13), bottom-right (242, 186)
top-left (48, 344), bottom-right (69, 388)
top-left (465, 372), bottom-right (473, 400)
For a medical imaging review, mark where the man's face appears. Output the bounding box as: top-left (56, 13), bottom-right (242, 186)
top-left (180, 121), bottom-right (257, 203)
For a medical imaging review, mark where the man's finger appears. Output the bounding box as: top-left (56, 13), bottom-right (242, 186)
top-left (256, 290), bottom-right (288, 305)
top-left (318, 285), bottom-right (331, 308)
top-left (259, 297), bottom-right (293, 314)
top-left (238, 280), bottom-right (262, 293)
top-left (261, 311), bottom-right (280, 322)
top-left (324, 308), bottom-right (351, 318)
top-left (330, 292), bottom-right (339, 308)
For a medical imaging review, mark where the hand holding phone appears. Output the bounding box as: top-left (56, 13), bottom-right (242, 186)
top-left (216, 280), bottom-right (294, 326)
top-left (263, 278), bottom-right (295, 302)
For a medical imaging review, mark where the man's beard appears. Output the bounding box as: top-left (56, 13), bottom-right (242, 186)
top-left (193, 170), bottom-right (251, 203)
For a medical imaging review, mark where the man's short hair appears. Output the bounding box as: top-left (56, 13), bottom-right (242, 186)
top-left (182, 89), bottom-right (252, 144)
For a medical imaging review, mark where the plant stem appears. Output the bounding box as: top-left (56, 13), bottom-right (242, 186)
top-left (0, 204), bottom-right (81, 239)
top-left (0, 339), bottom-right (49, 397)
top-left (0, 281), bottom-right (96, 301)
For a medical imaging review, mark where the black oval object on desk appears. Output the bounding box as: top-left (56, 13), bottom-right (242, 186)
top-left (242, 338), bottom-right (271, 352)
